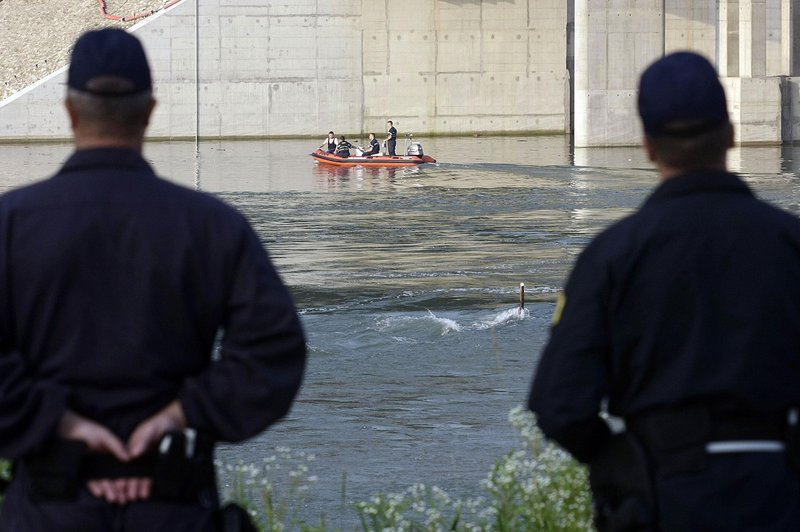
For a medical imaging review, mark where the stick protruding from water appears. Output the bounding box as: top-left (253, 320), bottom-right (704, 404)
top-left (519, 282), bottom-right (525, 310)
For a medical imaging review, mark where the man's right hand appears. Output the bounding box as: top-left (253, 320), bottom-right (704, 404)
top-left (58, 409), bottom-right (129, 461)
top-left (58, 409), bottom-right (149, 505)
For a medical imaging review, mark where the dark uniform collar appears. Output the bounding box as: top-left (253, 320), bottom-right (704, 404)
top-left (644, 170), bottom-right (753, 206)
top-left (58, 147), bottom-right (155, 176)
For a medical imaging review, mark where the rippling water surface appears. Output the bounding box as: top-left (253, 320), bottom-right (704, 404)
top-left (5, 136), bottom-right (800, 527)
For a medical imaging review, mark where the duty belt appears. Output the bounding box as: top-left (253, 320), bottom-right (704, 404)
top-left (17, 428), bottom-right (217, 504)
top-left (629, 406), bottom-right (791, 477)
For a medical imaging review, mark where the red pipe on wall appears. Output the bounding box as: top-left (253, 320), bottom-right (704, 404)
top-left (99, 0), bottom-right (183, 23)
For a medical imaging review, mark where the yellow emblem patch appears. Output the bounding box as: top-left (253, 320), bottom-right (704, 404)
top-left (552, 292), bottom-right (566, 326)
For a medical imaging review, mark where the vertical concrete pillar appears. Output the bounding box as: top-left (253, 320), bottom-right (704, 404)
top-left (766, 0), bottom-right (783, 75)
top-left (719, 1), bottom-right (740, 77)
top-left (572, 0), bottom-right (590, 147)
top-left (732, 0), bottom-right (783, 145)
top-left (780, 0), bottom-right (800, 143)
top-left (740, 0), bottom-right (767, 77)
top-left (784, 0), bottom-right (798, 74)
top-left (573, 0), bottom-right (663, 147)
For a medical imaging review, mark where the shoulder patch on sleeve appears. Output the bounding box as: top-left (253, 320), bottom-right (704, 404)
top-left (552, 292), bottom-right (566, 326)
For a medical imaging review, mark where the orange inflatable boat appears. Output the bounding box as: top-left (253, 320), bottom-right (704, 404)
top-left (311, 150), bottom-right (436, 166)
top-left (311, 135), bottom-right (436, 166)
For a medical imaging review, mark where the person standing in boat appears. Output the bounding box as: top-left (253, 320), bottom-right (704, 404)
top-left (362, 133), bottom-right (380, 156)
top-left (385, 120), bottom-right (397, 156)
top-left (335, 135), bottom-right (353, 158)
top-left (319, 131), bottom-right (337, 153)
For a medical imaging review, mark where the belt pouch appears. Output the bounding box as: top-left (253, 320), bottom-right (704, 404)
top-left (590, 433), bottom-right (655, 532)
top-left (151, 429), bottom-right (216, 504)
top-left (21, 439), bottom-right (87, 501)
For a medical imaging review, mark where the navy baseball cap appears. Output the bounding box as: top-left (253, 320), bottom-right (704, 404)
top-left (638, 51), bottom-right (729, 138)
top-left (67, 28), bottom-right (152, 96)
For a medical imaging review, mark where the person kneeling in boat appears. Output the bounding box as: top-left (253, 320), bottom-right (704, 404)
top-left (335, 136), bottom-right (353, 158)
top-left (361, 133), bottom-right (380, 156)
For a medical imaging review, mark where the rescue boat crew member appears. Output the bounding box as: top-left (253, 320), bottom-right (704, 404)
top-left (335, 136), bottom-right (353, 158)
top-left (529, 51), bottom-right (800, 531)
top-left (364, 133), bottom-right (380, 156)
top-left (320, 131), bottom-right (337, 153)
top-left (385, 120), bottom-right (397, 156)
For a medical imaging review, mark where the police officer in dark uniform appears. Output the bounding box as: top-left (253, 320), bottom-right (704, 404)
top-left (0, 29), bottom-right (306, 531)
top-left (362, 133), bottom-right (380, 156)
top-left (528, 51), bottom-right (800, 531)
top-left (385, 120), bottom-right (397, 156)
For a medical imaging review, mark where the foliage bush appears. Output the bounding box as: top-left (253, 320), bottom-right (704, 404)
top-left (225, 406), bottom-right (592, 531)
top-left (0, 459), bottom-right (9, 505)
top-left (351, 406), bottom-right (592, 531)
top-left (219, 447), bottom-right (326, 532)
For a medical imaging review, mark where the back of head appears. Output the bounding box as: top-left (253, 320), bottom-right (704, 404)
top-left (67, 28), bottom-right (154, 140)
top-left (638, 52), bottom-right (732, 172)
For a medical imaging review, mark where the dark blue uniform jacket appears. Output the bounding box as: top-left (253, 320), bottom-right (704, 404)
top-left (529, 171), bottom-right (800, 463)
top-left (366, 139), bottom-right (380, 155)
top-left (0, 148), bottom-right (306, 459)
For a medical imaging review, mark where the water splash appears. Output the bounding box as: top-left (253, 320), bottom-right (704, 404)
top-left (425, 310), bottom-right (462, 334)
top-left (474, 307), bottom-right (530, 329)
top-left (375, 311), bottom-right (463, 336)
top-left (374, 307), bottom-right (530, 338)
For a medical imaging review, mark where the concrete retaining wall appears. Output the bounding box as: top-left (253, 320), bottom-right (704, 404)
top-left (3, 0), bottom-right (800, 146)
top-left (573, 0), bottom-right (797, 146)
top-left (0, 0), bottom-right (569, 141)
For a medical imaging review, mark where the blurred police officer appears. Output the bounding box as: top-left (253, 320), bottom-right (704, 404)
top-left (529, 51), bottom-right (800, 531)
top-left (0, 28), bottom-right (306, 531)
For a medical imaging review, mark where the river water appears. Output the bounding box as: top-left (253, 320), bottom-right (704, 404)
top-left (4, 136), bottom-right (800, 528)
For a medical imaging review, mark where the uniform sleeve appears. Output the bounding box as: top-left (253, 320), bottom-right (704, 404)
top-left (0, 349), bottom-right (70, 458)
top-left (528, 246), bottom-right (612, 464)
top-left (0, 203), bottom-right (70, 458)
top-left (179, 224), bottom-right (306, 443)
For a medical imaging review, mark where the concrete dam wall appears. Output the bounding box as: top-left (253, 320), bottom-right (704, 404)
top-left (1, 0), bottom-right (799, 146)
top-left (0, 0), bottom-right (569, 141)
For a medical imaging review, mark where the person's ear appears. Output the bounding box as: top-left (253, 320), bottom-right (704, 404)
top-left (65, 98), bottom-right (79, 131)
top-left (643, 135), bottom-right (657, 163)
top-left (143, 98), bottom-right (157, 128)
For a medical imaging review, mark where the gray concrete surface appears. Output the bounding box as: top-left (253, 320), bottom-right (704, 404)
top-left (1, 0), bottom-right (800, 146)
top-left (0, 0), bottom-right (569, 141)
